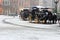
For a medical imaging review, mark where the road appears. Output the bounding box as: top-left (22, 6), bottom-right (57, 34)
top-left (0, 15), bottom-right (60, 40)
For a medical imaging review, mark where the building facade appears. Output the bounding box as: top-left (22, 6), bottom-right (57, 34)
top-left (0, 0), bottom-right (60, 15)
top-left (0, 0), bottom-right (3, 14)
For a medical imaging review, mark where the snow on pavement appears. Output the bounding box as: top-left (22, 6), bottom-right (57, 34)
top-left (5, 15), bottom-right (59, 29)
top-left (0, 27), bottom-right (60, 40)
top-left (0, 15), bottom-right (19, 27)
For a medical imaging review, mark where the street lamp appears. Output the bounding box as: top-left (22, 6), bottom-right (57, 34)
top-left (54, 0), bottom-right (59, 13)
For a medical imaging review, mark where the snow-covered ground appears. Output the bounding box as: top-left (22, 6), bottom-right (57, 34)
top-left (0, 15), bottom-right (60, 40)
top-left (5, 17), bottom-right (59, 29)
top-left (0, 15), bottom-right (18, 27)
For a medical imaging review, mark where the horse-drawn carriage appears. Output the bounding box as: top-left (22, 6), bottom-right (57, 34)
top-left (19, 7), bottom-right (57, 24)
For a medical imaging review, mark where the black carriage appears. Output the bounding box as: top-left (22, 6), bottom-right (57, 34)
top-left (20, 7), bottom-right (57, 24)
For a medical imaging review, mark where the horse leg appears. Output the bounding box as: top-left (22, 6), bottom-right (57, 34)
top-left (53, 20), bottom-right (54, 24)
top-left (44, 20), bottom-right (47, 24)
top-left (49, 20), bottom-right (51, 24)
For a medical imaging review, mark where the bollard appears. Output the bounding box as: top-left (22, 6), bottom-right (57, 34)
top-left (29, 14), bottom-right (32, 23)
top-left (34, 15), bottom-right (39, 24)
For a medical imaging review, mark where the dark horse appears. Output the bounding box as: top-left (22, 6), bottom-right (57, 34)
top-left (42, 10), bottom-right (57, 24)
